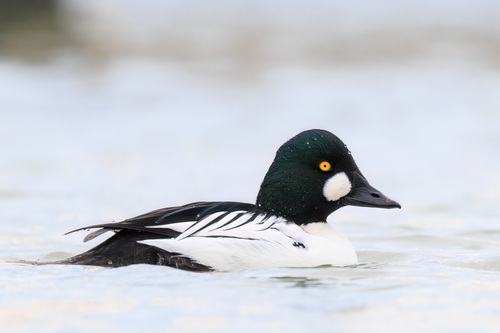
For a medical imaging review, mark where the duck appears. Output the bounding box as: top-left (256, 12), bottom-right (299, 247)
top-left (55, 129), bottom-right (400, 271)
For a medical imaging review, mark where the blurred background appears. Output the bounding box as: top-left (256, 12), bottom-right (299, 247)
top-left (1, 0), bottom-right (499, 215)
top-left (1, 1), bottom-right (500, 332)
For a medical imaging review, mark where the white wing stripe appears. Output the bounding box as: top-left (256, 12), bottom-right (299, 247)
top-left (142, 209), bottom-right (287, 242)
top-left (183, 214), bottom-right (284, 240)
top-left (175, 211), bottom-right (226, 240)
top-left (145, 221), bottom-right (194, 233)
top-left (142, 210), bottom-right (271, 239)
top-left (213, 212), bottom-right (246, 231)
top-left (176, 210), bottom-right (255, 240)
top-left (220, 212), bottom-right (259, 231)
top-left (196, 211), bottom-right (248, 234)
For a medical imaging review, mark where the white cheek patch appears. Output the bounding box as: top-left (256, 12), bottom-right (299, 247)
top-left (323, 172), bottom-right (352, 202)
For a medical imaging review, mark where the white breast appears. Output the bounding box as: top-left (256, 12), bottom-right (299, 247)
top-left (140, 213), bottom-right (358, 271)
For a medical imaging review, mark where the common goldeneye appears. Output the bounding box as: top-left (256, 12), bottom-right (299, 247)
top-left (56, 129), bottom-right (400, 271)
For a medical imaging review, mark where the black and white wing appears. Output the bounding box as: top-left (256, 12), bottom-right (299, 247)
top-left (61, 201), bottom-right (299, 271)
top-left (65, 201), bottom-right (258, 241)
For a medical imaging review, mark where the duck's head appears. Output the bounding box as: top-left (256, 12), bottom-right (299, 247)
top-left (256, 129), bottom-right (401, 225)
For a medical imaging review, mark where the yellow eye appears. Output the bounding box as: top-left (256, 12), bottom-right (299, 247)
top-left (319, 161), bottom-right (332, 172)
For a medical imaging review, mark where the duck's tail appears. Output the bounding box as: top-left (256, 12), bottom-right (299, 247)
top-left (15, 230), bottom-right (212, 272)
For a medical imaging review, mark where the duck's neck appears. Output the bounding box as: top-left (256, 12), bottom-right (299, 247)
top-left (256, 184), bottom-right (342, 225)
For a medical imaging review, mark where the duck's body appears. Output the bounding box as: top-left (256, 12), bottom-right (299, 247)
top-left (55, 129), bottom-right (400, 271)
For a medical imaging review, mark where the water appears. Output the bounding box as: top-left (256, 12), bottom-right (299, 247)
top-left (1, 1), bottom-right (500, 332)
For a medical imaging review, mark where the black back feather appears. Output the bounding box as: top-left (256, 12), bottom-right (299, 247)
top-left (57, 201), bottom-right (260, 271)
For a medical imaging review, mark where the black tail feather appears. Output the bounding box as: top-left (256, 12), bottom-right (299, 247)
top-left (54, 230), bottom-right (211, 272)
